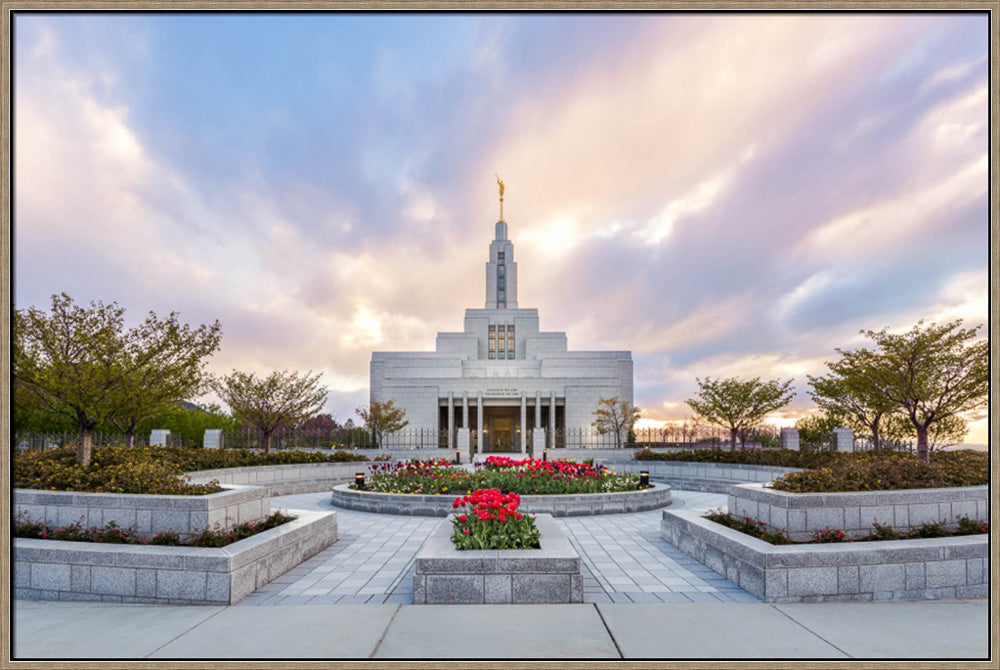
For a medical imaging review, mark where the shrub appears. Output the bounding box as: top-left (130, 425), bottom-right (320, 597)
top-left (867, 522), bottom-right (902, 541)
top-left (703, 509), bottom-right (793, 545)
top-left (12, 511), bottom-right (297, 547)
top-left (13, 445), bottom-right (372, 494)
top-left (771, 450), bottom-right (987, 492)
top-left (633, 447), bottom-right (850, 469)
top-left (813, 528), bottom-right (852, 543)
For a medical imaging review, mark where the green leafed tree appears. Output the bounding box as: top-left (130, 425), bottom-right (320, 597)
top-left (847, 320), bottom-right (985, 462)
top-left (213, 370), bottom-right (328, 453)
top-left (807, 348), bottom-right (897, 451)
top-left (591, 396), bottom-right (641, 449)
top-left (356, 399), bottom-right (409, 448)
top-left (105, 311), bottom-right (222, 447)
top-left (14, 293), bottom-right (222, 465)
top-left (686, 376), bottom-right (795, 451)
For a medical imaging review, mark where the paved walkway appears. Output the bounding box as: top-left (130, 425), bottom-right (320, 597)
top-left (237, 489), bottom-right (756, 606)
top-left (11, 489), bottom-right (990, 660)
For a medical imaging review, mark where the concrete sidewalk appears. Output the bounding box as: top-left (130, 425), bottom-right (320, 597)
top-left (12, 598), bottom-right (989, 660)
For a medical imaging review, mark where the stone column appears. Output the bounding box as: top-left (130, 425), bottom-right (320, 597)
top-left (460, 393), bottom-right (470, 459)
top-left (550, 392), bottom-right (556, 449)
top-left (477, 392), bottom-right (484, 453)
top-left (520, 392), bottom-right (527, 453)
top-left (448, 392), bottom-right (454, 451)
top-left (203, 429), bottom-right (223, 450)
top-left (780, 428), bottom-right (800, 451)
top-left (834, 428), bottom-right (854, 453)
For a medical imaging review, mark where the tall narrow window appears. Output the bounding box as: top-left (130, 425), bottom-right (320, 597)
top-left (507, 325), bottom-right (515, 358)
top-left (488, 325), bottom-right (496, 359)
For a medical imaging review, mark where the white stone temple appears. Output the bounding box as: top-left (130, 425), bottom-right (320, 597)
top-left (370, 185), bottom-right (633, 453)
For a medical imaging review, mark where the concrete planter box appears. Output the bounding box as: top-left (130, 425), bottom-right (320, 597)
top-left (13, 509), bottom-right (338, 605)
top-left (728, 483), bottom-right (990, 542)
top-left (331, 483), bottom-right (671, 517)
top-left (187, 461), bottom-right (364, 495)
top-left (413, 514), bottom-right (582, 604)
top-left (14, 485), bottom-right (271, 541)
top-left (662, 508), bottom-right (988, 602)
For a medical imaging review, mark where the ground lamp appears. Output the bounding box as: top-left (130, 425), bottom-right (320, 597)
top-left (355, 473), bottom-right (366, 490)
top-left (455, 449), bottom-right (461, 465)
top-left (542, 449), bottom-right (548, 462)
top-left (638, 471), bottom-right (650, 490)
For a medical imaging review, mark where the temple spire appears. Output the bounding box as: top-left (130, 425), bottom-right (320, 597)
top-left (496, 175), bottom-right (505, 221)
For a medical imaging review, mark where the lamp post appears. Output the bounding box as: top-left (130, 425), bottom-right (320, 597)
top-left (638, 471), bottom-right (650, 490)
top-left (355, 473), bottom-right (366, 490)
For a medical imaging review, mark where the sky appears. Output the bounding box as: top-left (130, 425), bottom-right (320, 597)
top-left (12, 11), bottom-right (990, 444)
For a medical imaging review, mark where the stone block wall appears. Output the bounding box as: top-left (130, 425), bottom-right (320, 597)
top-left (413, 514), bottom-right (582, 604)
top-left (728, 483), bottom-right (989, 542)
top-left (661, 508), bottom-right (988, 602)
top-left (14, 486), bottom-right (271, 540)
top-left (14, 510), bottom-right (338, 605)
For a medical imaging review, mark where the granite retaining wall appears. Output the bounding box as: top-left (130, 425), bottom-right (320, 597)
top-left (413, 514), bottom-right (582, 604)
top-left (13, 509), bottom-right (338, 605)
top-left (14, 485), bottom-right (271, 540)
top-left (661, 508), bottom-right (988, 602)
top-left (727, 483), bottom-right (990, 542)
top-left (330, 483), bottom-right (671, 517)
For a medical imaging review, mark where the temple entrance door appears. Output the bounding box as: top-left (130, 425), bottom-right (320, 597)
top-left (491, 417), bottom-right (513, 452)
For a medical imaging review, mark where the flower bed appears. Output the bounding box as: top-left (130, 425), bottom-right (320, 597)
top-left (14, 509), bottom-right (338, 605)
top-left (413, 513), bottom-right (582, 604)
top-left (331, 482), bottom-right (671, 517)
top-left (14, 510), bottom-right (297, 548)
top-left (704, 509), bottom-right (988, 545)
top-left (661, 508), bottom-right (987, 602)
top-left (360, 456), bottom-right (638, 495)
top-left (14, 485), bottom-right (272, 541)
top-left (450, 489), bottom-right (540, 550)
top-left (727, 482), bottom-right (988, 542)
top-left (13, 445), bottom-right (369, 495)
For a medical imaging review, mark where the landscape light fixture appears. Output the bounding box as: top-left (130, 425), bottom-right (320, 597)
top-left (542, 449), bottom-right (548, 462)
top-left (355, 473), bottom-right (366, 490)
top-left (639, 471), bottom-right (650, 490)
top-left (455, 449), bottom-right (461, 465)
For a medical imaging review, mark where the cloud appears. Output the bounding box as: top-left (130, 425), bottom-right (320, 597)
top-left (13, 14), bottom-right (989, 436)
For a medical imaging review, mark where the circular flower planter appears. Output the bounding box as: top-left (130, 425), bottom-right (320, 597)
top-left (330, 482), bottom-right (672, 517)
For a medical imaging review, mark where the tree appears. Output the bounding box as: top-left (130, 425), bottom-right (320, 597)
top-left (213, 370), bottom-right (328, 453)
top-left (807, 348), bottom-right (897, 451)
top-left (356, 399), bottom-right (409, 448)
top-left (106, 311), bottom-right (222, 447)
top-left (14, 293), bottom-right (221, 465)
top-left (591, 396), bottom-right (641, 449)
top-left (851, 320), bottom-right (986, 462)
top-left (137, 402), bottom-right (236, 447)
top-left (686, 376), bottom-right (794, 451)
top-left (794, 413), bottom-right (842, 449)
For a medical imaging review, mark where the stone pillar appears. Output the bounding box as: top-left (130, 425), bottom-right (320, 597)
top-left (550, 392), bottom-right (556, 449)
top-left (534, 392), bottom-right (541, 429)
top-left (780, 428), bottom-right (799, 451)
top-left (150, 429), bottom-right (170, 447)
top-left (520, 393), bottom-right (527, 453)
top-left (456, 428), bottom-right (471, 461)
top-left (476, 392), bottom-right (484, 453)
top-left (460, 393), bottom-right (470, 459)
top-left (834, 428), bottom-right (854, 453)
top-left (448, 392), bottom-right (454, 451)
top-left (203, 429), bottom-right (223, 450)
top-left (462, 393), bottom-right (469, 429)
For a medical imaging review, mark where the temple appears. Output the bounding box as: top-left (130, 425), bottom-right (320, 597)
top-left (370, 190), bottom-right (633, 453)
